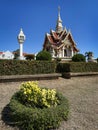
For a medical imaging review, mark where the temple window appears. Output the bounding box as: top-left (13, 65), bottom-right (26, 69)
top-left (64, 49), bottom-right (67, 56)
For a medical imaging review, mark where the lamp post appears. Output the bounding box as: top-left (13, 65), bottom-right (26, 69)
top-left (17, 28), bottom-right (26, 60)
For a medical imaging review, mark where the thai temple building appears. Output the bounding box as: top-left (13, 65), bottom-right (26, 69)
top-left (43, 7), bottom-right (79, 60)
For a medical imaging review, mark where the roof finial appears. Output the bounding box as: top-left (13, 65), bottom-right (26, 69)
top-left (58, 6), bottom-right (60, 16)
top-left (56, 6), bottom-right (63, 33)
top-left (58, 6), bottom-right (61, 21)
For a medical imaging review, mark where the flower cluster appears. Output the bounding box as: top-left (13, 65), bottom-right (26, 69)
top-left (19, 81), bottom-right (59, 108)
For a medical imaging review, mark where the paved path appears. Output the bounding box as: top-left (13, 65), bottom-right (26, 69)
top-left (0, 77), bottom-right (98, 130)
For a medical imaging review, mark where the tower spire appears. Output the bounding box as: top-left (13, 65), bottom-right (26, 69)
top-left (56, 6), bottom-right (63, 33)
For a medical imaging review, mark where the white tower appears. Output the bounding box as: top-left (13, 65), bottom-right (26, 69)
top-left (17, 28), bottom-right (26, 60)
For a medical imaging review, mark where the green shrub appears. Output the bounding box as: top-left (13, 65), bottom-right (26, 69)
top-left (70, 62), bottom-right (98, 72)
top-left (72, 54), bottom-right (86, 62)
top-left (36, 51), bottom-right (52, 61)
top-left (56, 63), bottom-right (70, 73)
top-left (57, 62), bottom-right (98, 73)
top-left (0, 60), bottom-right (56, 75)
top-left (9, 81), bottom-right (69, 130)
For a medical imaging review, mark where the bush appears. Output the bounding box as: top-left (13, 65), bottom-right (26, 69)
top-left (56, 63), bottom-right (70, 73)
top-left (0, 60), bottom-right (56, 75)
top-left (72, 54), bottom-right (86, 62)
top-left (57, 62), bottom-right (98, 73)
top-left (70, 62), bottom-right (98, 72)
top-left (36, 51), bottom-right (52, 61)
top-left (9, 81), bottom-right (69, 130)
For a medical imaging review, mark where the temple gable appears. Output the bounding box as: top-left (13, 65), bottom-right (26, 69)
top-left (43, 7), bottom-right (79, 61)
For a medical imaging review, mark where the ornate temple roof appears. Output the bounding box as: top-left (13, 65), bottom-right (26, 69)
top-left (44, 29), bottom-right (79, 51)
top-left (43, 7), bottom-right (79, 52)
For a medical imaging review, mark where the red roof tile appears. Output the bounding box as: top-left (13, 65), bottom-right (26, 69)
top-left (47, 35), bottom-right (56, 45)
top-left (43, 30), bottom-right (79, 52)
top-left (0, 52), bottom-right (3, 54)
top-left (51, 31), bottom-right (59, 40)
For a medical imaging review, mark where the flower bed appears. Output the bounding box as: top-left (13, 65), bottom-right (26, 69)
top-left (9, 81), bottom-right (69, 130)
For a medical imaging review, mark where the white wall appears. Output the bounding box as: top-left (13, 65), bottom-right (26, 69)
top-left (0, 51), bottom-right (14, 59)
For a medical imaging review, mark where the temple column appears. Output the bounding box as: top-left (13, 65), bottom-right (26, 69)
top-left (62, 46), bottom-right (64, 57)
top-left (59, 50), bottom-right (62, 58)
top-left (71, 48), bottom-right (74, 57)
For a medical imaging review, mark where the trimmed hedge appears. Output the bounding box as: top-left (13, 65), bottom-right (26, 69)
top-left (57, 62), bottom-right (98, 73)
top-left (56, 63), bottom-right (70, 73)
top-left (0, 60), bottom-right (56, 75)
top-left (9, 92), bottom-right (69, 130)
top-left (0, 60), bottom-right (98, 76)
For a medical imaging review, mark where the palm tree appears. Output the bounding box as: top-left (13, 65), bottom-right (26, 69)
top-left (85, 51), bottom-right (93, 61)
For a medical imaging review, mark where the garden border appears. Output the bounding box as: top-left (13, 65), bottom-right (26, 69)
top-left (62, 72), bottom-right (98, 78)
top-left (0, 72), bottom-right (98, 82)
top-left (0, 73), bottom-right (62, 83)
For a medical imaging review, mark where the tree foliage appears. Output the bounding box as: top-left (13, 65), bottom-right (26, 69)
top-left (13, 49), bottom-right (20, 59)
top-left (85, 51), bottom-right (93, 60)
top-left (72, 53), bottom-right (86, 62)
top-left (36, 50), bottom-right (52, 61)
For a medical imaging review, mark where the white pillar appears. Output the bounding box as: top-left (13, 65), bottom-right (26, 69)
top-left (71, 48), bottom-right (74, 57)
top-left (59, 49), bottom-right (62, 58)
top-left (63, 46), bottom-right (64, 57)
top-left (17, 28), bottom-right (26, 60)
top-left (20, 43), bottom-right (23, 57)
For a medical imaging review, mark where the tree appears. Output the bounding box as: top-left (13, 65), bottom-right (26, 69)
top-left (85, 51), bottom-right (93, 61)
top-left (13, 49), bottom-right (20, 59)
top-left (36, 50), bottom-right (52, 61)
top-left (72, 53), bottom-right (86, 62)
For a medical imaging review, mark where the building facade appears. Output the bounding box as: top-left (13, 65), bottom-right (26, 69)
top-left (0, 50), bottom-right (14, 59)
top-left (43, 7), bottom-right (79, 60)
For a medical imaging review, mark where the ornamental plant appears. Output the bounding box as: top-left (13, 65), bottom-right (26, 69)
top-left (9, 81), bottom-right (69, 130)
top-left (18, 81), bottom-right (59, 108)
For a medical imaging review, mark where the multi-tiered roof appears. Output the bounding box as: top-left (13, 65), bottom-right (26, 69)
top-left (43, 7), bottom-right (79, 53)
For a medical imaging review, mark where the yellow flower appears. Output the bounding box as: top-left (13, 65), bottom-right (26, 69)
top-left (24, 91), bottom-right (27, 94)
top-left (19, 81), bottom-right (59, 108)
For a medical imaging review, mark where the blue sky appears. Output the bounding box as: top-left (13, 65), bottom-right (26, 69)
top-left (0, 0), bottom-right (98, 58)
